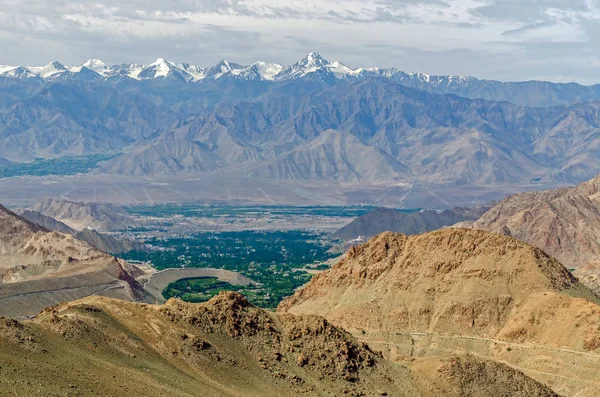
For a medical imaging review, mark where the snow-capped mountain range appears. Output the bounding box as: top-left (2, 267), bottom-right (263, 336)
top-left (0, 52), bottom-right (470, 86)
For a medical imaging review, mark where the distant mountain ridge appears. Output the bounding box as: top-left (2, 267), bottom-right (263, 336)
top-left (30, 199), bottom-right (135, 231)
top-left (3, 52), bottom-right (600, 107)
top-left (5, 76), bottom-right (600, 190)
top-left (7, 56), bottom-right (600, 199)
top-left (333, 206), bottom-right (489, 240)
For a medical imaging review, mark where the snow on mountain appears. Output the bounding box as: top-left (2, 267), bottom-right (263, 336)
top-left (234, 62), bottom-right (284, 81)
top-left (204, 60), bottom-right (245, 79)
top-left (273, 52), bottom-right (362, 81)
top-left (136, 58), bottom-right (188, 81)
top-left (54, 67), bottom-right (102, 82)
top-left (106, 63), bottom-right (144, 80)
top-left (325, 61), bottom-right (360, 79)
top-left (0, 53), bottom-right (475, 88)
top-left (28, 61), bottom-right (68, 79)
top-left (0, 66), bottom-right (40, 80)
top-left (71, 59), bottom-right (109, 76)
top-left (0, 65), bottom-right (16, 74)
top-left (275, 52), bottom-right (330, 80)
top-left (178, 63), bottom-right (206, 81)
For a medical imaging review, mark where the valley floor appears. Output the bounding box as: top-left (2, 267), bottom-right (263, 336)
top-left (0, 172), bottom-right (552, 208)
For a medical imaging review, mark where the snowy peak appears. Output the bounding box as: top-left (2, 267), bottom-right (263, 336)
top-left (281, 52), bottom-right (331, 79)
top-left (136, 58), bottom-right (191, 81)
top-left (108, 63), bottom-right (144, 80)
top-left (299, 52), bottom-right (330, 69)
top-left (0, 66), bottom-right (40, 80)
top-left (178, 63), bottom-right (206, 81)
top-left (204, 59), bottom-right (245, 79)
top-left (234, 62), bottom-right (284, 81)
top-left (275, 52), bottom-right (358, 81)
top-left (29, 61), bottom-right (68, 79)
top-left (71, 59), bottom-right (109, 76)
top-left (0, 54), bottom-right (474, 88)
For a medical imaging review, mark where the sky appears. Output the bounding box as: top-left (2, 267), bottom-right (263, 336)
top-left (2, 0), bottom-right (600, 84)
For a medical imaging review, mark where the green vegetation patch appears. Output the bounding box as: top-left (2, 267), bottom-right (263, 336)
top-left (123, 230), bottom-right (333, 308)
top-left (162, 276), bottom-right (270, 306)
top-left (127, 205), bottom-right (382, 219)
top-left (0, 153), bottom-right (118, 178)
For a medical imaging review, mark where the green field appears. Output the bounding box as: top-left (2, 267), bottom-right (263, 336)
top-left (162, 276), bottom-right (270, 306)
top-left (127, 204), bottom-right (383, 219)
top-left (122, 230), bottom-right (333, 308)
top-left (0, 153), bottom-right (118, 178)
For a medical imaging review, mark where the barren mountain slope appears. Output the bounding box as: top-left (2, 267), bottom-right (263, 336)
top-left (333, 206), bottom-right (489, 240)
top-left (15, 208), bottom-right (143, 254)
top-left (0, 293), bottom-right (558, 397)
top-left (0, 204), bottom-right (146, 317)
top-left (14, 208), bottom-right (76, 234)
top-left (30, 198), bottom-right (134, 231)
top-left (281, 229), bottom-right (597, 338)
top-left (280, 229), bottom-right (600, 396)
top-left (466, 174), bottom-right (600, 270)
top-left (248, 129), bottom-right (411, 183)
top-left (9, 73), bottom-right (600, 190)
top-left (74, 228), bottom-right (145, 254)
top-left (102, 132), bottom-right (228, 177)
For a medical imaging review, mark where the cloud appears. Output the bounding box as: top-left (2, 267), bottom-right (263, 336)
top-left (1, 0), bottom-right (600, 84)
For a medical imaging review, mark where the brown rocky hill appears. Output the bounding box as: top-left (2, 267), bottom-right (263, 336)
top-left (0, 293), bottom-right (558, 397)
top-left (15, 208), bottom-right (144, 254)
top-left (280, 229), bottom-right (600, 396)
top-left (30, 198), bottom-right (134, 231)
top-left (14, 208), bottom-right (76, 234)
top-left (460, 174), bottom-right (600, 271)
top-left (0, 204), bottom-right (146, 317)
top-left (333, 206), bottom-right (489, 240)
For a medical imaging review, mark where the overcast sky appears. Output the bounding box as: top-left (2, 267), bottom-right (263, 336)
top-left (2, 0), bottom-right (600, 84)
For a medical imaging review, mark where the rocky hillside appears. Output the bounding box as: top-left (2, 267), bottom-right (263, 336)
top-left (0, 204), bottom-right (146, 317)
top-left (281, 229), bottom-right (597, 337)
top-left (0, 293), bottom-right (558, 397)
top-left (463, 174), bottom-right (600, 271)
top-left (14, 208), bottom-right (76, 234)
top-left (30, 198), bottom-right (134, 231)
top-left (74, 228), bottom-right (144, 254)
top-left (248, 129), bottom-right (410, 183)
top-left (333, 206), bottom-right (489, 240)
top-left (280, 229), bottom-right (600, 396)
top-left (15, 208), bottom-right (143, 254)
